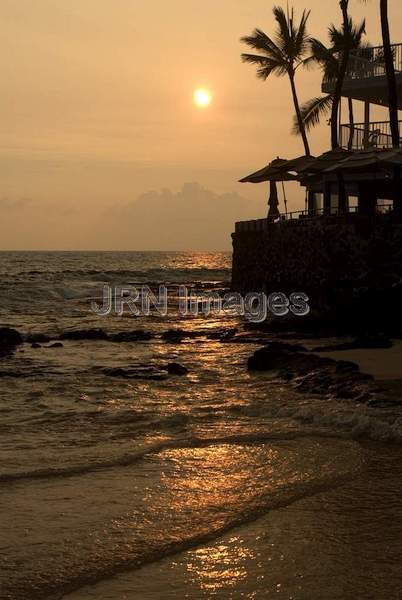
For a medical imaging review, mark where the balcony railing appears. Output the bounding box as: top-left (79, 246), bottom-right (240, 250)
top-left (235, 208), bottom-right (360, 232)
top-left (234, 205), bottom-right (397, 232)
top-left (348, 44), bottom-right (402, 81)
top-left (324, 43), bottom-right (402, 86)
top-left (340, 120), bottom-right (402, 150)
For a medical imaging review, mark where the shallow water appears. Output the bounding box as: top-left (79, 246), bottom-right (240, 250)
top-left (1, 251), bottom-right (402, 600)
top-left (64, 444), bottom-right (402, 600)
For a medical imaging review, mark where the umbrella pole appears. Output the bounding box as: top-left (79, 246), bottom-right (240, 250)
top-left (281, 181), bottom-right (288, 217)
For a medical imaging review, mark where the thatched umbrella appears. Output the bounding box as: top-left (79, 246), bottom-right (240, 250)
top-left (298, 148), bottom-right (352, 175)
top-left (239, 158), bottom-right (299, 218)
top-left (323, 148), bottom-right (402, 174)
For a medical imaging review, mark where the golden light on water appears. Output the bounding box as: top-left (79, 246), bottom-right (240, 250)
top-left (194, 88), bottom-right (212, 108)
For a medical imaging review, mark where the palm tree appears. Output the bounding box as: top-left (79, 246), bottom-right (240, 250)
top-left (330, 0), bottom-right (351, 148)
top-left (362, 0), bottom-right (399, 147)
top-left (241, 5), bottom-right (311, 156)
top-left (293, 19), bottom-right (367, 150)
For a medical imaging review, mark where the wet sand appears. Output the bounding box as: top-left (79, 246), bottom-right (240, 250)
top-left (64, 442), bottom-right (402, 600)
top-left (317, 339), bottom-right (402, 381)
top-left (62, 343), bottom-right (402, 600)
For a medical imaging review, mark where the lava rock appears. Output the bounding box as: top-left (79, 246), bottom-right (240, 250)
top-left (48, 342), bottom-right (64, 348)
top-left (0, 328), bottom-right (23, 347)
top-left (103, 366), bottom-right (168, 381)
top-left (0, 327), bottom-right (23, 357)
top-left (335, 360), bottom-right (360, 373)
top-left (31, 342), bottom-right (42, 349)
top-left (109, 331), bottom-right (153, 343)
top-left (166, 362), bottom-right (188, 375)
top-left (162, 329), bottom-right (187, 342)
top-left (59, 329), bottom-right (109, 341)
top-left (248, 345), bottom-right (330, 373)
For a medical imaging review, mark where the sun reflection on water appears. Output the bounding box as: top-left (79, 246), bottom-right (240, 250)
top-left (183, 536), bottom-right (255, 593)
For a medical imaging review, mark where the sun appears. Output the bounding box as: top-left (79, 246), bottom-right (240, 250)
top-left (194, 88), bottom-right (212, 108)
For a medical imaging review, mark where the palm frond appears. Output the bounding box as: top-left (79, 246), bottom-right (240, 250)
top-left (273, 6), bottom-right (293, 57)
top-left (293, 95), bottom-right (333, 134)
top-left (309, 38), bottom-right (339, 78)
top-left (272, 5), bottom-right (310, 62)
top-left (295, 9), bottom-right (311, 58)
top-left (328, 18), bottom-right (366, 51)
top-left (240, 28), bottom-right (283, 60)
top-left (240, 54), bottom-right (287, 78)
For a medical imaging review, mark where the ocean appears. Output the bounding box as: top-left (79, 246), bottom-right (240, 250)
top-left (2, 251), bottom-right (402, 600)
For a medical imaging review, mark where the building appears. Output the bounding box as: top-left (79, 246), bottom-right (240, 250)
top-left (231, 44), bottom-right (402, 329)
top-left (322, 43), bottom-right (402, 151)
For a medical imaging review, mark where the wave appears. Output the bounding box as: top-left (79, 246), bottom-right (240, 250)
top-left (3, 436), bottom-right (363, 600)
top-left (6, 267), bottom-right (232, 281)
top-left (0, 429), bottom-right (363, 484)
top-left (288, 405), bottom-right (402, 442)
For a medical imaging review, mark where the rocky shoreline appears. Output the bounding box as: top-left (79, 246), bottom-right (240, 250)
top-left (1, 325), bottom-right (401, 408)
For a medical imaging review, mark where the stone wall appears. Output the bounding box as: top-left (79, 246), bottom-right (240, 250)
top-left (231, 216), bottom-right (402, 329)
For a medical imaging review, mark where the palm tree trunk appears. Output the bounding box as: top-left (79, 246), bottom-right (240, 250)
top-left (289, 72), bottom-right (311, 156)
top-left (347, 97), bottom-right (355, 150)
top-left (331, 0), bottom-right (350, 149)
top-left (380, 0), bottom-right (400, 147)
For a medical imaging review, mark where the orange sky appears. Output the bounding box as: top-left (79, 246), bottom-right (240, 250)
top-left (1, 0), bottom-right (401, 249)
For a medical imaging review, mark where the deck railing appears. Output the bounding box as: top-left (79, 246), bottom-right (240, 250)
top-left (324, 42), bottom-right (402, 85)
top-left (234, 205), bottom-right (394, 233)
top-left (340, 120), bottom-right (402, 150)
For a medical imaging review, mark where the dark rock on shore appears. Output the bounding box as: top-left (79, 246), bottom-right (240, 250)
top-left (48, 342), bottom-right (64, 348)
top-left (59, 329), bottom-right (109, 341)
top-left (0, 328), bottom-right (23, 347)
top-left (0, 328), bottom-right (23, 357)
top-left (161, 329), bottom-right (194, 342)
top-left (31, 342), bottom-right (42, 349)
top-left (161, 328), bottom-right (223, 342)
top-left (165, 362), bottom-right (188, 375)
top-left (109, 331), bottom-right (153, 343)
top-left (248, 342), bottom-right (375, 402)
top-left (248, 343), bottom-right (317, 373)
top-left (104, 361), bottom-right (188, 379)
top-left (103, 366), bottom-right (168, 381)
top-left (161, 328), bottom-right (240, 343)
top-left (59, 329), bottom-right (153, 343)
top-left (335, 360), bottom-right (360, 373)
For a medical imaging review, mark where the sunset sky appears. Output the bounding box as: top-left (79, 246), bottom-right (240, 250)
top-left (1, 0), bottom-right (401, 250)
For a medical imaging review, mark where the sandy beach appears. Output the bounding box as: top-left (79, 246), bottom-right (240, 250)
top-left (2, 252), bottom-right (402, 600)
top-left (61, 342), bottom-right (402, 600)
top-left (63, 440), bottom-right (402, 600)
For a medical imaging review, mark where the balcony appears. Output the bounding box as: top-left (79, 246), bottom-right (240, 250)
top-left (340, 120), bottom-right (402, 150)
top-left (322, 43), bottom-right (402, 108)
top-left (234, 205), bottom-right (396, 233)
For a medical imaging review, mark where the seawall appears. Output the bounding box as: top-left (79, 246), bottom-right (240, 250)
top-left (231, 216), bottom-right (402, 330)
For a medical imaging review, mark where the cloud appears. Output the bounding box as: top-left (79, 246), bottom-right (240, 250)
top-left (108, 182), bottom-right (265, 250)
top-left (0, 196), bottom-right (33, 210)
top-left (0, 183), bottom-right (267, 250)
